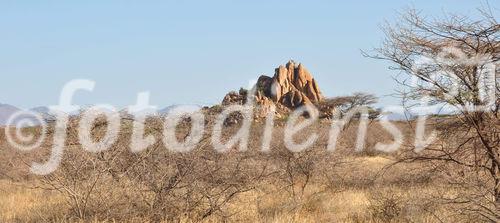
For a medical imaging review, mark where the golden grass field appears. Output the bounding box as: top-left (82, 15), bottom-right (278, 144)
top-left (0, 120), bottom-right (478, 222)
top-left (0, 155), bottom-right (456, 222)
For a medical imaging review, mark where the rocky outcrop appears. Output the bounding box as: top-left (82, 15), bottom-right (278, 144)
top-left (256, 60), bottom-right (323, 108)
top-left (279, 89), bottom-right (312, 108)
top-left (222, 88), bottom-right (248, 106)
top-left (221, 61), bottom-right (325, 121)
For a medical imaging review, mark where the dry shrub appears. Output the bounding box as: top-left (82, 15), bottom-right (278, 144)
top-left (0, 108), bottom-right (485, 222)
top-left (369, 193), bottom-right (403, 222)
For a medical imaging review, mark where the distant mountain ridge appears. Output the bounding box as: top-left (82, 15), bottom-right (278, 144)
top-left (0, 103), bottom-right (22, 126)
top-left (0, 103), bottom-right (205, 126)
top-left (0, 104), bottom-right (67, 126)
top-left (0, 104), bottom-right (46, 126)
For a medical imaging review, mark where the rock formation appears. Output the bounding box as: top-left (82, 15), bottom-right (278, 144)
top-left (221, 61), bottom-right (325, 120)
top-left (223, 61), bottom-right (323, 107)
top-left (257, 61), bottom-right (323, 107)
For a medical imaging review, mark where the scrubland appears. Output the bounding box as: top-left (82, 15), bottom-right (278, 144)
top-left (0, 118), bottom-right (488, 222)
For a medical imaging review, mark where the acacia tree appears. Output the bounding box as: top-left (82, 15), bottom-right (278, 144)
top-left (369, 7), bottom-right (500, 221)
top-left (318, 92), bottom-right (380, 119)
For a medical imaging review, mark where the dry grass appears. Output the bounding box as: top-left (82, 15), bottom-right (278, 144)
top-left (0, 180), bottom-right (67, 222)
top-left (0, 154), bottom-right (453, 222)
top-left (0, 120), bottom-right (478, 222)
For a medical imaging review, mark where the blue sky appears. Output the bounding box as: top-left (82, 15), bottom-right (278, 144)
top-left (0, 0), bottom-right (495, 109)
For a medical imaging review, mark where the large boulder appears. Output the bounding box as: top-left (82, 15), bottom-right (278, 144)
top-left (280, 89), bottom-right (312, 109)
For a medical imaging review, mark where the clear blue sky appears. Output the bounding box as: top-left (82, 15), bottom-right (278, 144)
top-left (0, 0), bottom-right (494, 109)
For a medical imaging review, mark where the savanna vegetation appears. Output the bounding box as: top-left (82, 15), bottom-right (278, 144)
top-left (0, 6), bottom-right (499, 223)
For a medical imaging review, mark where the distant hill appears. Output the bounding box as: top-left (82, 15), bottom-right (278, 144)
top-left (158, 105), bottom-right (202, 115)
top-left (0, 104), bottom-right (22, 126)
top-left (0, 104), bottom-right (54, 126)
top-left (30, 106), bottom-right (57, 122)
